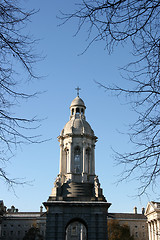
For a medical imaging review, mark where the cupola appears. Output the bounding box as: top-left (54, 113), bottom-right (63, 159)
top-left (70, 96), bottom-right (86, 120)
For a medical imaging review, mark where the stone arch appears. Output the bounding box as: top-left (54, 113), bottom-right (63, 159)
top-left (65, 218), bottom-right (88, 240)
top-left (76, 107), bottom-right (80, 114)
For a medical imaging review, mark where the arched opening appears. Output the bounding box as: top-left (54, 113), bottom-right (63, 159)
top-left (86, 148), bottom-right (91, 174)
top-left (65, 220), bottom-right (87, 240)
top-left (74, 146), bottom-right (81, 173)
top-left (76, 108), bottom-right (80, 113)
top-left (81, 108), bottom-right (84, 114)
top-left (72, 108), bottom-right (74, 115)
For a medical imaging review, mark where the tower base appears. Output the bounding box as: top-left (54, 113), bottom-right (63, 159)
top-left (44, 200), bottom-right (111, 240)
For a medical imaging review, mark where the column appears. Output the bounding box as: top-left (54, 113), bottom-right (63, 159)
top-left (66, 149), bottom-right (69, 173)
top-left (157, 220), bottom-right (160, 240)
top-left (154, 220), bottom-right (157, 240)
top-left (148, 222), bottom-right (152, 240)
top-left (155, 220), bottom-right (160, 240)
top-left (91, 144), bottom-right (95, 175)
top-left (68, 142), bottom-right (72, 173)
top-left (59, 141), bottom-right (63, 174)
top-left (83, 143), bottom-right (86, 173)
top-left (151, 221), bottom-right (155, 240)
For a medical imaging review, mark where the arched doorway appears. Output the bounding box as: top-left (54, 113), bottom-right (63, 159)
top-left (65, 220), bottom-right (87, 240)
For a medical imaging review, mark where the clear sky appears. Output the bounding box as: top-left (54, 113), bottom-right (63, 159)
top-left (1, 0), bottom-right (158, 213)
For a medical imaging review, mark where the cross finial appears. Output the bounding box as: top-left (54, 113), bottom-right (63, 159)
top-left (75, 86), bottom-right (81, 97)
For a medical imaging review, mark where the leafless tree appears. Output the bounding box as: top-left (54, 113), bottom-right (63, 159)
top-left (60, 0), bottom-right (160, 196)
top-left (0, 0), bottom-right (42, 186)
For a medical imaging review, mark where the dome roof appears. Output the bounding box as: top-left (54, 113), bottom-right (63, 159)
top-left (59, 96), bottom-right (96, 138)
top-left (70, 96), bottom-right (86, 109)
top-left (61, 118), bottom-right (94, 137)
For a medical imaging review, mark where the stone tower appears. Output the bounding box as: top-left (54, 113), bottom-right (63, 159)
top-left (44, 95), bottom-right (111, 240)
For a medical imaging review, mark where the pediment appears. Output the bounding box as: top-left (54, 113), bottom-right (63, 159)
top-left (145, 202), bottom-right (155, 215)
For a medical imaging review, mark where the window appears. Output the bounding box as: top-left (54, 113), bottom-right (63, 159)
top-left (74, 146), bottom-right (81, 173)
top-left (72, 109), bottom-right (74, 115)
top-left (81, 108), bottom-right (84, 114)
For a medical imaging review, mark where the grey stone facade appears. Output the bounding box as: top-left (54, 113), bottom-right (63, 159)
top-left (44, 201), bottom-right (110, 240)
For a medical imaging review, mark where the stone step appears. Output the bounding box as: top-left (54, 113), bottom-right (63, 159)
top-left (62, 182), bottom-right (94, 198)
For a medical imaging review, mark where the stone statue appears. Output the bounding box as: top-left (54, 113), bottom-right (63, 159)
top-left (54, 175), bottom-right (61, 187)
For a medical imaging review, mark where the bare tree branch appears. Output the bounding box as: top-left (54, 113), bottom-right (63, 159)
top-left (0, 0), bottom-right (44, 187)
top-left (61, 0), bottom-right (160, 195)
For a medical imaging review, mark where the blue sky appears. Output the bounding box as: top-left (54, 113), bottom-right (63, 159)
top-left (1, 0), bottom-right (158, 213)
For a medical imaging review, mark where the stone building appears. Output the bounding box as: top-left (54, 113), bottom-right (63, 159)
top-left (145, 201), bottom-right (160, 240)
top-left (43, 94), bottom-right (111, 240)
top-left (108, 207), bottom-right (148, 240)
top-left (0, 201), bottom-right (46, 240)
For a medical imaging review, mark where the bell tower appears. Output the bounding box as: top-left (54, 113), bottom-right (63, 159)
top-left (56, 95), bottom-right (96, 183)
top-left (44, 93), bottom-right (111, 240)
